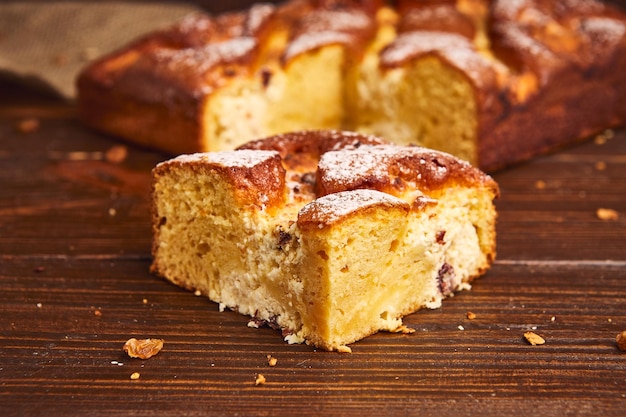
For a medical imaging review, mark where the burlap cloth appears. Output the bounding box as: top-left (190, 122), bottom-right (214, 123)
top-left (0, 1), bottom-right (203, 99)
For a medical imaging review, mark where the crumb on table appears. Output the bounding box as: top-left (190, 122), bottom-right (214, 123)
top-left (267, 355), bottom-right (278, 367)
top-left (596, 208), bottom-right (619, 221)
top-left (123, 338), bottom-right (164, 359)
top-left (524, 331), bottom-right (545, 346)
top-left (255, 374), bottom-right (266, 385)
top-left (617, 331), bottom-right (626, 352)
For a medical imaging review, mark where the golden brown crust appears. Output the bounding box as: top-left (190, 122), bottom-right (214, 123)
top-left (282, 5), bottom-right (378, 63)
top-left (296, 189), bottom-right (409, 230)
top-left (156, 130), bottom-right (498, 220)
top-left (240, 131), bottom-right (499, 211)
top-left (396, 1), bottom-right (476, 39)
top-left (378, 31), bottom-right (505, 155)
top-left (479, 0), bottom-right (626, 170)
top-left (316, 145), bottom-right (500, 197)
top-left (78, 5), bottom-right (278, 94)
top-left (238, 129), bottom-right (388, 171)
top-left (152, 150), bottom-right (287, 210)
top-left (490, 0), bottom-right (626, 80)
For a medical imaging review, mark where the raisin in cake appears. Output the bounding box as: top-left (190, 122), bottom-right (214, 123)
top-left (150, 130), bottom-right (499, 350)
top-left (78, 0), bottom-right (626, 171)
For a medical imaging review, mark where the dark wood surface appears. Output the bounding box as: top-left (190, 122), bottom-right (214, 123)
top-left (1, 85), bottom-right (625, 416)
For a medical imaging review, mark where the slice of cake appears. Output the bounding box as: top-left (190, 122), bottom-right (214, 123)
top-left (150, 130), bottom-right (499, 350)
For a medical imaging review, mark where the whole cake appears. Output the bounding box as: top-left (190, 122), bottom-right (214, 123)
top-left (77, 0), bottom-right (626, 171)
top-left (150, 130), bottom-right (499, 350)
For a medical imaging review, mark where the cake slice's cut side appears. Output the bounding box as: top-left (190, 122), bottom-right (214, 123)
top-left (348, 33), bottom-right (484, 166)
top-left (296, 190), bottom-right (414, 349)
top-left (150, 151), bottom-right (303, 327)
top-left (269, 45), bottom-right (347, 134)
top-left (294, 182), bottom-right (496, 350)
top-left (342, 6), bottom-right (398, 136)
top-left (421, 185), bottom-right (497, 284)
top-left (395, 53), bottom-right (479, 165)
top-left (202, 75), bottom-right (272, 152)
top-left (202, 43), bottom-right (347, 151)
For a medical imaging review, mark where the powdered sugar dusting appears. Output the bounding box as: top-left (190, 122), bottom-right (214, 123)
top-left (299, 189), bottom-right (405, 225)
top-left (285, 31), bottom-right (353, 60)
top-left (300, 10), bottom-right (372, 34)
top-left (210, 149), bottom-right (279, 168)
top-left (170, 150), bottom-right (278, 168)
top-left (320, 146), bottom-right (392, 186)
top-left (157, 37), bottom-right (257, 75)
top-left (582, 17), bottom-right (626, 49)
top-left (381, 31), bottom-right (473, 67)
top-left (318, 145), bottom-right (461, 191)
top-left (493, 0), bottom-right (527, 19)
top-left (285, 9), bottom-right (373, 60)
top-left (244, 4), bottom-right (276, 35)
top-left (176, 13), bottom-right (215, 36)
top-left (324, 130), bottom-right (386, 151)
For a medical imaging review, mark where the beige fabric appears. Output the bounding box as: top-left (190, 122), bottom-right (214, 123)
top-left (0, 1), bottom-right (201, 98)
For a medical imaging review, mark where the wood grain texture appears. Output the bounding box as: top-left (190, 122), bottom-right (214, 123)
top-left (1, 99), bottom-right (625, 416)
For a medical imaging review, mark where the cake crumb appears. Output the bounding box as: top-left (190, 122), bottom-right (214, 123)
top-left (36, 303), bottom-right (42, 308)
top-left (70, 151), bottom-right (103, 161)
top-left (142, 298), bottom-right (148, 304)
top-left (594, 130), bottom-right (613, 144)
top-left (391, 324), bottom-right (415, 334)
top-left (616, 331), bottom-right (626, 352)
top-left (123, 338), bottom-right (164, 359)
top-left (267, 355), bottom-right (278, 367)
top-left (534, 180), bottom-right (546, 190)
top-left (524, 331), bottom-right (545, 346)
top-left (467, 311), bottom-right (477, 320)
top-left (194, 289), bottom-right (202, 296)
top-left (337, 345), bottom-right (352, 354)
top-left (94, 309), bottom-right (102, 317)
top-left (594, 161), bottom-right (606, 171)
top-left (255, 373), bottom-right (266, 385)
top-left (458, 325), bottom-right (465, 331)
top-left (16, 118), bottom-right (40, 134)
top-left (130, 372), bottom-right (140, 380)
top-left (105, 145), bottom-right (128, 164)
top-left (596, 208), bottom-right (619, 221)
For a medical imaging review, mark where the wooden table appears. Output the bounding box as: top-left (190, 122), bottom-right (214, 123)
top-left (1, 81), bottom-right (625, 417)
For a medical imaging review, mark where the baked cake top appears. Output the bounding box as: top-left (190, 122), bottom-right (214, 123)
top-left (155, 131), bottom-right (499, 223)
